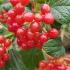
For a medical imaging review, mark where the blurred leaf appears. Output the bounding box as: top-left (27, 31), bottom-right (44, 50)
top-left (0, 3), bottom-right (12, 12)
top-left (50, 0), bottom-right (70, 24)
top-left (20, 48), bottom-right (44, 70)
top-left (43, 38), bottom-right (66, 57)
top-left (0, 49), bottom-right (27, 70)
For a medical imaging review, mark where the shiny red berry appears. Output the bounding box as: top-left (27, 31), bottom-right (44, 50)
top-left (7, 17), bottom-right (13, 25)
top-left (39, 60), bottom-right (47, 68)
top-left (0, 60), bottom-right (5, 68)
top-left (41, 4), bottom-right (51, 14)
top-left (8, 9), bottom-right (16, 18)
top-left (19, 0), bottom-right (30, 5)
top-left (24, 12), bottom-right (34, 22)
top-left (15, 3), bottom-right (25, 15)
top-left (27, 30), bottom-right (34, 40)
top-left (34, 13), bottom-right (42, 22)
top-left (0, 36), bottom-right (5, 43)
top-left (48, 28), bottom-right (59, 39)
top-left (39, 33), bottom-right (48, 44)
top-left (0, 47), bottom-right (6, 56)
top-left (35, 42), bottom-right (42, 49)
top-left (43, 13), bottom-right (55, 24)
top-left (16, 15), bottom-right (24, 25)
top-left (16, 27), bottom-right (27, 38)
top-left (30, 22), bottom-right (41, 32)
top-left (27, 40), bottom-right (34, 48)
top-left (8, 23), bottom-right (20, 32)
top-left (10, 0), bottom-right (19, 6)
top-left (3, 54), bottom-right (10, 62)
top-left (4, 39), bottom-right (11, 48)
top-left (21, 43), bottom-right (27, 50)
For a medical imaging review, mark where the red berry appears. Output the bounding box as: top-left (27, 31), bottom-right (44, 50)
top-left (4, 39), bottom-right (11, 48)
top-left (24, 12), bottom-right (34, 22)
top-left (38, 67), bottom-right (44, 70)
top-left (41, 4), bottom-right (51, 14)
top-left (34, 13), bottom-right (42, 22)
top-left (3, 54), bottom-right (10, 62)
top-left (7, 17), bottom-right (13, 25)
top-left (39, 33), bottom-right (48, 44)
top-left (0, 60), bottom-right (5, 68)
top-left (19, 0), bottom-right (30, 5)
top-left (0, 36), bottom-right (5, 43)
top-left (30, 22), bottom-right (41, 32)
top-left (21, 43), bottom-right (27, 50)
top-left (57, 64), bottom-right (66, 70)
top-left (10, 0), bottom-right (20, 6)
top-left (8, 23), bottom-right (20, 32)
top-left (35, 42), bottom-right (42, 49)
top-left (48, 28), bottom-right (59, 39)
top-left (43, 13), bottom-right (55, 24)
top-left (0, 47), bottom-right (6, 56)
top-left (39, 60), bottom-right (47, 68)
top-left (16, 27), bottom-right (27, 38)
top-left (2, 9), bottom-right (7, 15)
top-left (15, 3), bottom-right (25, 15)
top-left (8, 9), bottom-right (16, 18)
top-left (16, 15), bottom-right (24, 25)
top-left (27, 30), bottom-right (34, 40)
top-left (27, 40), bottom-right (34, 48)
top-left (17, 39), bottom-right (22, 46)
top-left (47, 62), bottom-right (55, 69)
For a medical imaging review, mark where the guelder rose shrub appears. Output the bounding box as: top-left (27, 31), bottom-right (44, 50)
top-left (0, 0), bottom-right (70, 70)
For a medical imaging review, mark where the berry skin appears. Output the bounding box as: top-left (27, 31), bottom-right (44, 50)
top-left (30, 22), bottom-right (41, 33)
top-left (3, 54), bottom-right (10, 62)
top-left (39, 33), bottom-right (48, 44)
top-left (16, 27), bottom-right (27, 38)
top-left (27, 30), bottom-right (34, 40)
top-left (15, 3), bottom-right (25, 15)
top-left (41, 4), bottom-right (51, 14)
top-left (8, 9), bottom-right (16, 18)
top-left (7, 17), bottom-right (13, 25)
top-left (8, 23), bottom-right (20, 32)
top-left (48, 28), bottom-right (59, 39)
top-left (0, 36), bottom-right (5, 43)
top-left (21, 43), bottom-right (27, 50)
top-left (16, 15), bottom-right (24, 25)
top-left (19, 0), bottom-right (30, 5)
top-left (34, 13), bottom-right (42, 22)
top-left (4, 39), bottom-right (11, 48)
top-left (35, 42), bottom-right (42, 49)
top-left (0, 60), bottom-right (5, 68)
top-left (24, 12), bottom-right (34, 22)
top-left (39, 60), bottom-right (47, 68)
top-left (27, 40), bottom-right (34, 48)
top-left (43, 13), bottom-right (55, 24)
top-left (0, 47), bottom-right (6, 56)
top-left (47, 62), bottom-right (55, 69)
top-left (10, 0), bottom-right (20, 6)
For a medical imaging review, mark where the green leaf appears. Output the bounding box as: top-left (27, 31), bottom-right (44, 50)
top-left (20, 48), bottom-right (44, 70)
top-left (43, 38), bottom-right (66, 57)
top-left (0, 49), bottom-right (27, 70)
top-left (50, 0), bottom-right (70, 24)
top-left (0, 3), bottom-right (12, 12)
top-left (43, 38), bottom-right (61, 47)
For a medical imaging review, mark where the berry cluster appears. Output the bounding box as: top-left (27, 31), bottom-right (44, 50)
top-left (0, 9), bottom-right (7, 23)
top-left (6, 1), bottom-right (59, 50)
top-left (0, 0), bottom-right (59, 50)
top-left (38, 60), bottom-right (70, 70)
top-left (0, 36), bottom-right (11, 68)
